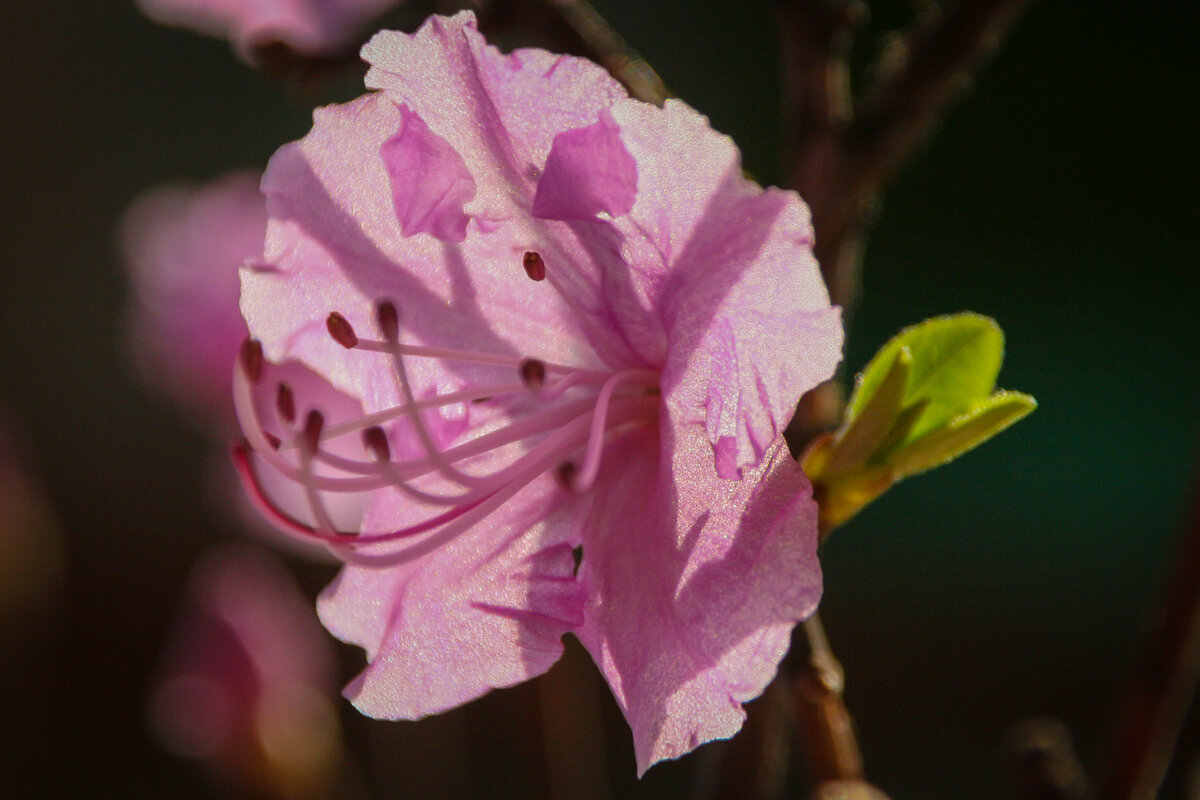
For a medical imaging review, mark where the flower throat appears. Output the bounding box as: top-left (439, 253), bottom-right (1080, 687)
top-left (233, 255), bottom-right (660, 566)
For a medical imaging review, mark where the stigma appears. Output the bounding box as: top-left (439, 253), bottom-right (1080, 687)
top-left (232, 299), bottom-right (659, 566)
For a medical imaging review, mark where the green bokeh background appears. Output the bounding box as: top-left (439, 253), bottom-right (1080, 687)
top-left (1, 1), bottom-right (1195, 797)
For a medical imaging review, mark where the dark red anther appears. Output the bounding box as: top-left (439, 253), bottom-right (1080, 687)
top-left (522, 251), bottom-right (546, 281)
top-left (301, 409), bottom-right (324, 455)
top-left (375, 300), bottom-right (400, 343)
top-left (275, 382), bottom-right (295, 424)
top-left (362, 426), bottom-right (391, 462)
top-left (326, 312), bottom-right (359, 349)
top-left (555, 461), bottom-right (578, 492)
top-left (519, 358), bottom-right (546, 391)
top-left (239, 338), bottom-right (265, 384)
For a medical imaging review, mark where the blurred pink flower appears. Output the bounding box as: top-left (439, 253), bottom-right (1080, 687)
top-left (136, 0), bottom-right (399, 61)
top-left (120, 172), bottom-right (264, 423)
top-left (150, 545), bottom-right (345, 798)
top-left (120, 173), bottom-right (367, 544)
top-left (234, 11), bottom-right (842, 773)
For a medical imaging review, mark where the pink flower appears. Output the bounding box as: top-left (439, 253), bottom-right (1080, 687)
top-left (136, 0), bottom-right (399, 61)
top-left (120, 174), bottom-right (367, 544)
top-left (149, 545), bottom-right (346, 796)
top-left (120, 172), bottom-right (266, 422)
top-left (234, 11), bottom-right (842, 773)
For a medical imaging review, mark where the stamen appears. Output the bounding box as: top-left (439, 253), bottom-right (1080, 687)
top-left (319, 381), bottom-right (527, 442)
top-left (555, 462), bottom-right (577, 491)
top-left (326, 312), bottom-right (358, 349)
top-left (523, 251), bottom-right (546, 281)
top-left (379, 301), bottom-right (492, 490)
top-left (232, 301), bottom-right (663, 563)
top-left (570, 369), bottom-right (657, 492)
top-left (234, 376), bottom-right (658, 553)
top-left (348, 336), bottom-right (601, 376)
top-left (376, 299), bottom-right (400, 343)
top-left (276, 382), bottom-right (295, 425)
top-left (301, 410), bottom-right (324, 456)
top-left (362, 426), bottom-right (390, 462)
top-left (239, 338), bottom-right (264, 383)
top-left (519, 359), bottom-right (546, 391)
top-left (298, 409), bottom-right (339, 536)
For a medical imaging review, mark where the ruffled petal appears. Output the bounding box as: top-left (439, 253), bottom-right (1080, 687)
top-left (360, 13), bottom-right (647, 368)
top-left (532, 112), bottom-right (637, 222)
top-left (576, 422), bottom-right (822, 774)
top-left (573, 99), bottom-right (843, 474)
top-left (242, 92), bottom-right (613, 417)
top-left (318, 475), bottom-right (588, 718)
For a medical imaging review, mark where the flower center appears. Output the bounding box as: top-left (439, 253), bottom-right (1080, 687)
top-left (232, 296), bottom-right (659, 566)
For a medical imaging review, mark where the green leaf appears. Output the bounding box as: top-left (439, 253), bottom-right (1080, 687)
top-left (888, 391), bottom-right (1038, 478)
top-left (804, 312), bottom-right (1036, 538)
top-left (824, 347), bottom-right (910, 474)
top-left (847, 313), bottom-right (1004, 445)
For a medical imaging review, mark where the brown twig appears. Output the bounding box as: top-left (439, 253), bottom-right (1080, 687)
top-left (777, 0), bottom-right (1033, 314)
top-left (791, 615), bottom-right (865, 781)
top-left (775, 0), bottom-right (865, 311)
top-left (1093, 463), bottom-right (1200, 800)
top-left (772, 1), bottom-right (1035, 794)
top-left (851, 0), bottom-right (1032, 193)
top-left (537, 0), bottom-right (671, 105)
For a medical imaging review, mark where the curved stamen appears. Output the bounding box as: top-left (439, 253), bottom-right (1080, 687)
top-left (233, 300), bottom-right (663, 564)
top-left (355, 397), bottom-right (652, 507)
top-left (350, 336), bottom-right (609, 378)
top-left (328, 309), bottom-right (592, 374)
top-left (315, 380), bottom-right (527, 443)
top-left (232, 443), bottom-right (492, 543)
top-left (234, 399), bottom-right (655, 548)
top-left (378, 299), bottom-right (500, 491)
top-left (297, 409), bottom-right (338, 535)
top-left (329, 409), bottom-right (658, 569)
top-left (233, 352), bottom-right (652, 494)
top-left (570, 369), bottom-right (659, 492)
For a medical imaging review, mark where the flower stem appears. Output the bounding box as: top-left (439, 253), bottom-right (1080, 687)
top-left (1093, 464), bottom-right (1200, 800)
top-left (790, 614), bottom-right (864, 781)
top-left (538, 0), bottom-right (671, 105)
top-left (774, 1), bottom-right (1035, 795)
top-left (776, 0), bottom-right (1034, 313)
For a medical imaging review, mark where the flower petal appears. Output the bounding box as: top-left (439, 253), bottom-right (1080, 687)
top-left (243, 93), bottom-right (612, 416)
top-left (532, 112), bottom-right (637, 222)
top-left (576, 424), bottom-right (822, 774)
top-left (382, 105), bottom-right (476, 243)
top-left (359, 14), bottom-right (649, 368)
top-left (363, 13), bottom-right (629, 215)
top-left (318, 477), bottom-right (587, 718)
top-left (596, 99), bottom-right (843, 474)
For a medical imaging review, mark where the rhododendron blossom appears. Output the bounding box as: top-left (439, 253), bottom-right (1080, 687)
top-left (136, 0), bottom-right (399, 60)
top-left (121, 173), bottom-right (266, 420)
top-left (121, 173), bottom-right (367, 541)
top-left (234, 11), bottom-right (842, 772)
top-left (149, 545), bottom-right (344, 795)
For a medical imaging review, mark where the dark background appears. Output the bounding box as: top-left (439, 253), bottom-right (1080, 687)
top-left (1, 1), bottom-right (1196, 797)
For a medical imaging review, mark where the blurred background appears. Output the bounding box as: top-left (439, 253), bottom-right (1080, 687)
top-left (1, 1), bottom-right (1195, 797)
